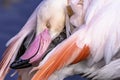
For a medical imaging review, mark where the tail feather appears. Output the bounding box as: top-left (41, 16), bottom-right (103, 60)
top-left (0, 38), bottom-right (18, 80)
top-left (0, 36), bottom-right (26, 80)
top-left (32, 32), bottom-right (90, 80)
top-left (0, 63), bottom-right (10, 80)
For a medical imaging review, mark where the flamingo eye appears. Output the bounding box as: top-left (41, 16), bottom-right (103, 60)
top-left (46, 22), bottom-right (51, 29)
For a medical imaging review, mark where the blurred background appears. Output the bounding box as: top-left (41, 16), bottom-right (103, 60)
top-left (0, 0), bottom-right (87, 80)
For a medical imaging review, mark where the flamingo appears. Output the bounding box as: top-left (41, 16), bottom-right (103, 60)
top-left (0, 0), bottom-right (68, 79)
top-left (1, 0), bottom-right (120, 80)
top-left (31, 0), bottom-right (120, 80)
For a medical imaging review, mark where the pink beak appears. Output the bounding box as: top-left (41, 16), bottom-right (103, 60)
top-left (10, 28), bottom-right (51, 69)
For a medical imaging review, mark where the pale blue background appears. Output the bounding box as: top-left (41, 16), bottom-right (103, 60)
top-left (0, 0), bottom-right (87, 80)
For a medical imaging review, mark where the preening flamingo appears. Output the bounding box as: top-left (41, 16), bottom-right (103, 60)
top-left (0, 0), bottom-right (68, 79)
top-left (1, 0), bottom-right (120, 80)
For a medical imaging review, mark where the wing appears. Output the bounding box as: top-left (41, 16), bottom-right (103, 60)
top-left (32, 0), bottom-right (120, 80)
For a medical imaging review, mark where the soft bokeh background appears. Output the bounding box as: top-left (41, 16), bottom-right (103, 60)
top-left (0, 0), bottom-right (87, 80)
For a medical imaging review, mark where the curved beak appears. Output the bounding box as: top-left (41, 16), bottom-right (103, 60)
top-left (10, 29), bottom-right (51, 69)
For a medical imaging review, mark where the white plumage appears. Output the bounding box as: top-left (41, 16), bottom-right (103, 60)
top-left (47, 0), bottom-right (120, 80)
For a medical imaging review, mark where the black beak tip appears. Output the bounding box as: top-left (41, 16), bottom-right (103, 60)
top-left (10, 59), bottom-right (32, 69)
